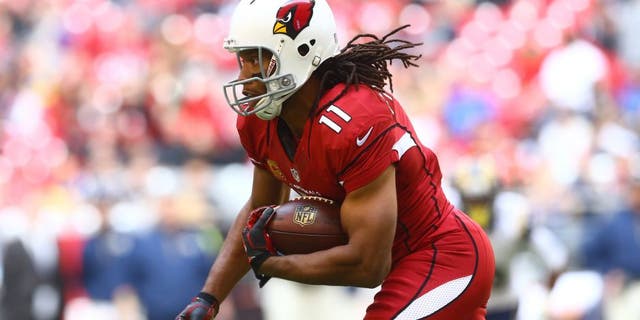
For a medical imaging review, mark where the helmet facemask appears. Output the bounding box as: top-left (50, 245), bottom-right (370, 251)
top-left (223, 46), bottom-right (297, 120)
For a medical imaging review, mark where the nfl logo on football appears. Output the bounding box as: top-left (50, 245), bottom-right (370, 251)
top-left (293, 205), bottom-right (317, 226)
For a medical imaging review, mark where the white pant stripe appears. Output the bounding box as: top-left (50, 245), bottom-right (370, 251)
top-left (393, 275), bottom-right (473, 320)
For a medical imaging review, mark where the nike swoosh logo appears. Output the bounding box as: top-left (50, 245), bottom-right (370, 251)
top-left (356, 126), bottom-right (374, 147)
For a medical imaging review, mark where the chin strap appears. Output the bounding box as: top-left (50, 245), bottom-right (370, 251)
top-left (255, 98), bottom-right (283, 120)
top-left (255, 88), bottom-right (296, 120)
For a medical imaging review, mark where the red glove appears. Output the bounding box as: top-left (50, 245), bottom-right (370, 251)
top-left (176, 292), bottom-right (219, 320)
top-left (242, 206), bottom-right (277, 287)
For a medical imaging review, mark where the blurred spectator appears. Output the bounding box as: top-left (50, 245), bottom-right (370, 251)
top-left (581, 175), bottom-right (640, 319)
top-left (1, 238), bottom-right (38, 319)
top-left (81, 198), bottom-right (136, 302)
top-left (451, 155), bottom-right (517, 320)
top-left (537, 110), bottom-right (594, 188)
top-left (0, 206), bottom-right (63, 320)
top-left (539, 30), bottom-right (608, 116)
top-left (582, 177), bottom-right (640, 278)
top-left (606, 0), bottom-right (640, 69)
top-left (450, 156), bottom-right (564, 320)
top-left (128, 194), bottom-right (218, 320)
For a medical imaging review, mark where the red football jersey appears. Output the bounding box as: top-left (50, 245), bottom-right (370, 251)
top-left (237, 84), bottom-right (456, 259)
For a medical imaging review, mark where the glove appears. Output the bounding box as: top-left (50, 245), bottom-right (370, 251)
top-left (242, 206), bottom-right (277, 287)
top-left (176, 292), bottom-right (219, 320)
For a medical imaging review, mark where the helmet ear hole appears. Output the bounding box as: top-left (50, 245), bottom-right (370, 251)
top-left (297, 44), bottom-right (310, 56)
top-left (310, 39), bottom-right (316, 46)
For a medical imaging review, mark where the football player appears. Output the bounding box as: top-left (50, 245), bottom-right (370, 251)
top-left (177, 0), bottom-right (495, 319)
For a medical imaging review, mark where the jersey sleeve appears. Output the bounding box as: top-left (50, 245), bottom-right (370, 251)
top-left (337, 123), bottom-right (408, 192)
top-left (323, 88), bottom-right (411, 193)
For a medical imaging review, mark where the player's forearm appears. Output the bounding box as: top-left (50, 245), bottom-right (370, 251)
top-left (260, 244), bottom-right (391, 288)
top-left (201, 205), bottom-right (252, 301)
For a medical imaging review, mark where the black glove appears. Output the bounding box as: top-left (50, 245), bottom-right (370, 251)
top-left (242, 206), bottom-right (277, 287)
top-left (176, 292), bottom-right (219, 320)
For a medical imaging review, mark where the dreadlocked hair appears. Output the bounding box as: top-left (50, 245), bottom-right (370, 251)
top-left (312, 24), bottom-right (422, 113)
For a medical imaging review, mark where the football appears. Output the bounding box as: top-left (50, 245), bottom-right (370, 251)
top-left (267, 196), bottom-right (348, 255)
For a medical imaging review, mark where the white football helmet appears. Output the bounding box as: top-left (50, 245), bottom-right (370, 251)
top-left (223, 0), bottom-right (339, 120)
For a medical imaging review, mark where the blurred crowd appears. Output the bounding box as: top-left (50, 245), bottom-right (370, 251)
top-left (0, 0), bottom-right (639, 319)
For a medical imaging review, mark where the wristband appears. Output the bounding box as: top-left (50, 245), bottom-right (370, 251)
top-left (197, 291), bottom-right (220, 315)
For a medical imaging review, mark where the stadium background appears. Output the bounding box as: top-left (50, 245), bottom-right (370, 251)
top-left (0, 0), bottom-right (639, 319)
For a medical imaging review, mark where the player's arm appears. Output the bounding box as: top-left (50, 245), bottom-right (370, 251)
top-left (177, 165), bottom-right (287, 319)
top-left (259, 165), bottom-right (397, 288)
top-left (202, 165), bottom-right (287, 298)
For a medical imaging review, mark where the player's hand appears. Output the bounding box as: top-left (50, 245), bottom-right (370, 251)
top-left (175, 292), bottom-right (219, 320)
top-left (242, 206), bottom-right (277, 287)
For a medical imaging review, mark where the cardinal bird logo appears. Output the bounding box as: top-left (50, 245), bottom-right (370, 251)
top-left (273, 0), bottom-right (315, 40)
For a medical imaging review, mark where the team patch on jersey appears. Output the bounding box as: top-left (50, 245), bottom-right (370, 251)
top-left (290, 168), bottom-right (301, 182)
top-left (293, 204), bottom-right (317, 226)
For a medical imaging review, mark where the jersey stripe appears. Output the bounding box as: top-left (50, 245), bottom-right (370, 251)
top-left (392, 132), bottom-right (417, 158)
top-left (398, 124), bottom-right (443, 222)
top-left (393, 275), bottom-right (473, 320)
